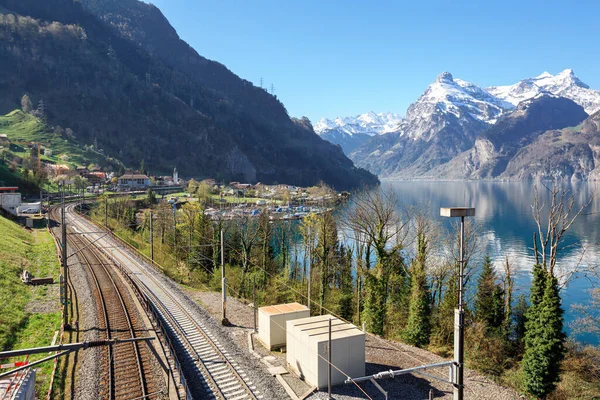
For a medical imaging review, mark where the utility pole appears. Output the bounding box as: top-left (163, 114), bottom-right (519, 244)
top-left (253, 277), bottom-right (257, 333)
top-left (104, 196), bottom-right (108, 227)
top-left (307, 226), bottom-right (311, 311)
top-left (221, 229), bottom-right (229, 325)
top-left (150, 210), bottom-right (154, 263)
top-left (328, 318), bottom-right (332, 400)
top-left (440, 207), bottom-right (475, 400)
top-left (61, 186), bottom-right (68, 328)
top-left (172, 202), bottom-right (177, 251)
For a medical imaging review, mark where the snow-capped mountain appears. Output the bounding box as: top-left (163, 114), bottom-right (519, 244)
top-left (314, 111), bottom-right (402, 137)
top-left (349, 72), bottom-right (515, 177)
top-left (314, 112), bottom-right (402, 154)
top-left (397, 72), bottom-right (513, 141)
top-left (487, 69), bottom-right (600, 114)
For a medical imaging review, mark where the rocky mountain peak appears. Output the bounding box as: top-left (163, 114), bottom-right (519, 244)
top-left (436, 71), bottom-right (454, 83)
top-left (487, 69), bottom-right (600, 113)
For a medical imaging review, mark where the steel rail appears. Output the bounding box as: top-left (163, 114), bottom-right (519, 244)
top-left (69, 228), bottom-right (149, 399)
top-left (70, 204), bottom-right (259, 400)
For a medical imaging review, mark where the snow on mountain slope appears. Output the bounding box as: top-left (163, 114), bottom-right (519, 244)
top-left (397, 72), bottom-right (514, 141)
top-left (314, 111), bottom-right (402, 137)
top-left (487, 69), bottom-right (600, 114)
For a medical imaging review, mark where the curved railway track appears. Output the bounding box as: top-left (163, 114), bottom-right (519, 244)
top-left (65, 204), bottom-right (261, 400)
top-left (50, 206), bottom-right (160, 399)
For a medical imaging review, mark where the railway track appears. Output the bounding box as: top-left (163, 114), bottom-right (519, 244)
top-left (50, 206), bottom-right (161, 399)
top-left (64, 204), bottom-right (261, 400)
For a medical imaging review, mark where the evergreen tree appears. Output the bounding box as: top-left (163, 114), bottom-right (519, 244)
top-left (403, 233), bottom-right (431, 347)
top-left (37, 99), bottom-right (46, 121)
top-left (522, 269), bottom-right (565, 398)
top-left (432, 268), bottom-right (458, 346)
top-left (474, 256), bottom-right (504, 329)
top-left (513, 294), bottom-right (528, 346)
top-left (146, 187), bottom-right (156, 206)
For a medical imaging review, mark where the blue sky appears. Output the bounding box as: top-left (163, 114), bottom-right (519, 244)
top-left (146, 0), bottom-right (599, 123)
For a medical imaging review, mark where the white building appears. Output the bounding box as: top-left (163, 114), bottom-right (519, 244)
top-left (0, 188), bottom-right (21, 215)
top-left (117, 173), bottom-right (151, 188)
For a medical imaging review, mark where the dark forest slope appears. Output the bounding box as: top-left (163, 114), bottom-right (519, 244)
top-left (0, 0), bottom-right (377, 189)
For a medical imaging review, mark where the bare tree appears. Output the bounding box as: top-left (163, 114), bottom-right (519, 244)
top-left (532, 182), bottom-right (594, 278)
top-left (235, 215), bottom-right (260, 297)
top-left (570, 288), bottom-right (600, 342)
top-left (344, 188), bottom-right (409, 335)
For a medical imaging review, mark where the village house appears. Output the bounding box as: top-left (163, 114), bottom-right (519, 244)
top-left (118, 173), bottom-right (151, 188)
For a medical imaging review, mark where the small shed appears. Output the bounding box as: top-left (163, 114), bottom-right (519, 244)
top-left (258, 302), bottom-right (309, 350)
top-left (286, 315), bottom-right (365, 389)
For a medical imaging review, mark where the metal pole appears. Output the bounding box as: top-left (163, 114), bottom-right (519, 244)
top-left (173, 203), bottom-right (177, 250)
top-left (61, 187), bottom-right (68, 328)
top-left (221, 229), bottom-right (228, 325)
top-left (104, 196), bottom-right (108, 227)
top-left (454, 216), bottom-right (465, 400)
top-left (307, 227), bottom-right (311, 311)
top-left (150, 210), bottom-right (154, 263)
top-left (253, 277), bottom-right (257, 333)
top-left (328, 318), bottom-right (332, 399)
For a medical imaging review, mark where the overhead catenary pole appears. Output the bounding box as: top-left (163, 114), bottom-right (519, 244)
top-left (104, 196), bottom-right (108, 227)
top-left (61, 186), bottom-right (68, 328)
top-left (221, 229), bottom-right (229, 325)
top-left (150, 210), bottom-right (154, 263)
top-left (328, 317), bottom-right (332, 400)
top-left (307, 226), bottom-right (311, 311)
top-left (253, 277), bottom-right (257, 333)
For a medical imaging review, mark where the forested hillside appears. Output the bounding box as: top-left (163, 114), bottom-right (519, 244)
top-left (0, 0), bottom-right (377, 189)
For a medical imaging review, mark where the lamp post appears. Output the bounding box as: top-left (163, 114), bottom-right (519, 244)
top-left (440, 207), bottom-right (475, 400)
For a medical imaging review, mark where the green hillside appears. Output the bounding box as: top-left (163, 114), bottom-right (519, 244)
top-left (0, 109), bottom-right (120, 169)
top-left (0, 109), bottom-right (123, 191)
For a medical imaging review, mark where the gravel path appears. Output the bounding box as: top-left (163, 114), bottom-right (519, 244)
top-left (118, 260), bottom-right (290, 399)
top-left (187, 290), bottom-right (524, 400)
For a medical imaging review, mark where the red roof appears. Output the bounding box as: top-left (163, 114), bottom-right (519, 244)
top-left (0, 187), bottom-right (18, 192)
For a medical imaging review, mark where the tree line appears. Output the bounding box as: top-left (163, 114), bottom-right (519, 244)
top-left (93, 184), bottom-right (596, 399)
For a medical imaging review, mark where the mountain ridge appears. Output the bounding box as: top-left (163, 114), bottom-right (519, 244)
top-left (346, 69), bottom-right (599, 180)
top-left (0, 0), bottom-right (378, 190)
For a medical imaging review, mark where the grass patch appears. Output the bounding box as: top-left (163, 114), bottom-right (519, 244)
top-left (0, 110), bottom-right (105, 169)
top-left (0, 216), bottom-right (62, 398)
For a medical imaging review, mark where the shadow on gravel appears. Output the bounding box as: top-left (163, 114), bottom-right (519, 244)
top-left (318, 361), bottom-right (449, 400)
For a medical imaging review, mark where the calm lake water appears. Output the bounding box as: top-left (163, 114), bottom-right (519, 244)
top-left (381, 180), bottom-right (600, 345)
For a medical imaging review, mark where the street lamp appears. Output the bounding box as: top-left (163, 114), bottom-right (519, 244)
top-left (440, 207), bottom-right (475, 400)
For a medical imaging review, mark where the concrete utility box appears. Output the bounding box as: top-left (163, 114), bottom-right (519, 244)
top-left (258, 302), bottom-right (309, 350)
top-left (286, 315), bottom-right (365, 389)
top-left (0, 193), bottom-right (21, 215)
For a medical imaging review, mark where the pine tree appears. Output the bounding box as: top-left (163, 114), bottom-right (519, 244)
top-left (522, 269), bottom-right (565, 398)
top-left (513, 294), bottom-right (528, 346)
top-left (403, 233), bottom-right (431, 347)
top-left (432, 268), bottom-right (458, 346)
top-left (474, 256), bottom-right (504, 329)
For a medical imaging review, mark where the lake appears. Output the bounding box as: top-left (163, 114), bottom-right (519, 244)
top-left (381, 180), bottom-right (600, 346)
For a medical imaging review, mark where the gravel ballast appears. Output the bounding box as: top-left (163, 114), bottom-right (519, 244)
top-left (189, 290), bottom-right (523, 400)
